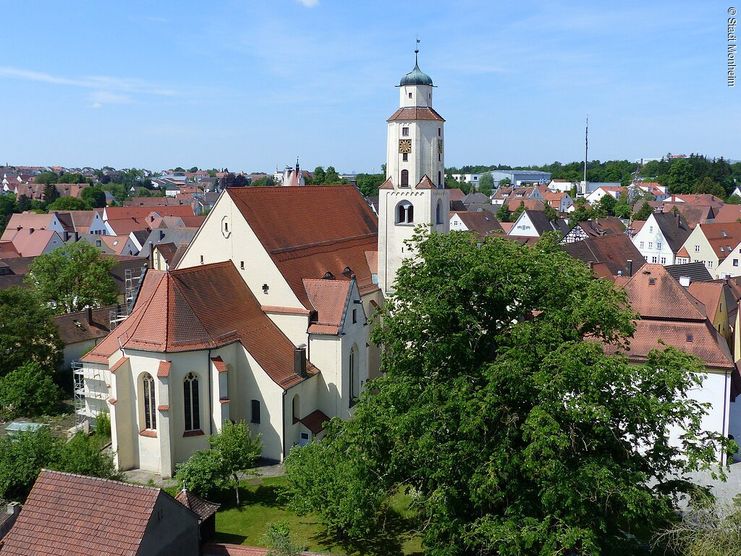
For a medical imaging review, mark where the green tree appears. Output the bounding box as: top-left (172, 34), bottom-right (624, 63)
top-left (664, 158), bottom-right (695, 194)
top-left (356, 173), bottom-right (385, 197)
top-left (43, 183), bottom-right (59, 204)
top-left (34, 171), bottom-right (58, 185)
top-left (27, 242), bottom-right (117, 314)
top-left (692, 176), bottom-right (726, 197)
top-left (0, 427), bottom-right (60, 501)
top-left (478, 173), bottom-right (494, 196)
top-left (57, 432), bottom-right (118, 479)
top-left (0, 362), bottom-right (61, 420)
top-left (498, 177), bottom-right (512, 186)
top-left (176, 421), bottom-right (261, 505)
top-left (571, 197), bottom-right (593, 222)
top-left (613, 193), bottom-right (632, 219)
top-left (0, 287), bottom-right (61, 378)
top-left (251, 176), bottom-right (275, 187)
top-left (16, 194), bottom-right (31, 212)
top-left (634, 200), bottom-right (654, 221)
top-left (188, 166), bottom-right (199, 173)
top-left (0, 193), bottom-right (17, 234)
top-left (496, 203), bottom-right (511, 223)
top-left (285, 231), bottom-right (732, 555)
top-left (81, 186), bottom-right (107, 208)
top-left (46, 196), bottom-right (89, 211)
top-left (324, 166), bottom-right (341, 184)
top-left (210, 420), bottom-right (261, 505)
top-left (597, 192), bottom-right (617, 216)
top-left (312, 166), bottom-right (326, 185)
top-left (543, 203), bottom-right (558, 221)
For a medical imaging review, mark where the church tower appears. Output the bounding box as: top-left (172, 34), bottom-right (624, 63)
top-left (378, 45), bottom-right (450, 295)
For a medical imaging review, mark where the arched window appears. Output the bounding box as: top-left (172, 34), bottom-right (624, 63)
top-left (401, 169), bottom-right (409, 187)
top-left (292, 394), bottom-right (301, 424)
top-left (436, 199), bottom-right (443, 225)
top-left (142, 373), bottom-right (156, 430)
top-left (396, 201), bottom-right (414, 225)
top-left (349, 345), bottom-right (358, 408)
top-left (183, 372), bottom-right (200, 432)
top-left (438, 171), bottom-right (442, 187)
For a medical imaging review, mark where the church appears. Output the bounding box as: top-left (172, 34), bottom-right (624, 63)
top-left (78, 50), bottom-right (450, 477)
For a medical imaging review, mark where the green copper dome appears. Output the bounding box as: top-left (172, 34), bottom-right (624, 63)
top-left (399, 62), bottom-right (433, 86)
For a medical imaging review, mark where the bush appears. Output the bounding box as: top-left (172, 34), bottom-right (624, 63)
top-left (57, 432), bottom-right (118, 479)
top-left (95, 412), bottom-right (111, 437)
top-left (263, 521), bottom-right (304, 556)
top-left (0, 362), bottom-right (61, 420)
top-left (0, 427), bottom-right (60, 501)
top-left (175, 449), bottom-right (227, 498)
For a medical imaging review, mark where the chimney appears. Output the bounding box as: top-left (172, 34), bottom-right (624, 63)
top-left (7, 501), bottom-right (20, 516)
top-left (86, 306), bottom-right (93, 325)
top-left (627, 259), bottom-right (633, 277)
top-left (29, 227), bottom-right (34, 234)
top-left (294, 345), bottom-right (307, 377)
top-left (679, 276), bottom-right (691, 287)
top-left (148, 241), bottom-right (154, 270)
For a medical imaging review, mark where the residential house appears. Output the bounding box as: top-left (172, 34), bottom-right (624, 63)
top-left (631, 212), bottom-right (691, 265)
top-left (1, 212), bottom-right (66, 239)
top-left (711, 203), bottom-right (741, 224)
top-left (665, 261), bottom-right (714, 283)
top-left (507, 210), bottom-right (570, 238)
top-left (562, 234), bottom-right (644, 279)
top-left (462, 192), bottom-right (496, 213)
top-left (562, 217), bottom-right (625, 244)
top-left (505, 198), bottom-right (545, 212)
top-left (102, 206), bottom-right (196, 236)
top-left (0, 257), bottom-right (33, 290)
top-left (0, 469), bottom-right (200, 555)
top-left (676, 222), bottom-right (741, 277)
top-left (687, 281), bottom-right (735, 345)
top-left (138, 228), bottom-right (199, 260)
top-left (540, 189), bottom-right (573, 213)
top-left (54, 306), bottom-right (115, 369)
top-left (0, 228), bottom-right (65, 257)
top-left (449, 211), bottom-right (503, 238)
top-left (548, 179), bottom-right (577, 192)
top-left (610, 264), bottom-right (741, 458)
top-left (585, 185), bottom-right (628, 204)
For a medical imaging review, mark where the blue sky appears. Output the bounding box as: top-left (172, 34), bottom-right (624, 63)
top-left (0, 1), bottom-right (737, 172)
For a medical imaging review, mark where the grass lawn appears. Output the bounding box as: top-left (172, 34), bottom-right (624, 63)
top-left (202, 476), bottom-right (423, 555)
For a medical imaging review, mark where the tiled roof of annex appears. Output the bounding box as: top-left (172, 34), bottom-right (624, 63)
top-left (81, 261), bottom-right (315, 389)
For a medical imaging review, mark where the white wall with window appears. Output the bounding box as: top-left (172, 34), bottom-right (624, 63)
top-left (631, 213), bottom-right (678, 266)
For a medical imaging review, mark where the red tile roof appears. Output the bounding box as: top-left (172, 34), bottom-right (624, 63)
top-left (104, 205), bottom-right (195, 221)
top-left (299, 409), bottom-right (331, 434)
top-left (0, 469), bottom-right (161, 556)
top-left (303, 278), bottom-right (352, 335)
top-left (451, 211), bottom-right (503, 238)
top-left (175, 489), bottom-right (220, 522)
top-left (695, 222), bottom-right (741, 261)
top-left (415, 175), bottom-right (435, 189)
top-left (53, 306), bottom-right (114, 345)
top-left (621, 264), bottom-right (707, 320)
top-left (0, 241), bottom-right (21, 258)
top-left (386, 106), bottom-right (445, 122)
top-left (226, 186), bottom-right (379, 309)
top-left (688, 281), bottom-right (726, 319)
top-left (711, 204), bottom-right (741, 224)
top-left (3, 228), bottom-right (62, 257)
top-left (82, 262), bottom-right (315, 389)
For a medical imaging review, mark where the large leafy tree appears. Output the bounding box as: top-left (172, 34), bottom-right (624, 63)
top-left (0, 287), bottom-right (61, 377)
top-left (27, 241), bottom-right (117, 314)
top-left (478, 173), bottom-right (494, 196)
top-left (0, 362), bottom-right (61, 419)
top-left (285, 231), bottom-right (732, 555)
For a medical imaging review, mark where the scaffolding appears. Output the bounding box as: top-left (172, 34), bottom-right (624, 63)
top-left (72, 361), bottom-right (110, 427)
top-left (124, 264), bottom-right (148, 314)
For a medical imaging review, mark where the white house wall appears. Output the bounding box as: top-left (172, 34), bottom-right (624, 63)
top-left (631, 214), bottom-right (676, 265)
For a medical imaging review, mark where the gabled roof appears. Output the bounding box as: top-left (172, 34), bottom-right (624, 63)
top-left (54, 305), bottom-right (115, 345)
top-left (303, 278), bottom-right (353, 335)
top-left (695, 222), bottom-right (741, 260)
top-left (620, 264), bottom-right (706, 321)
top-left (688, 281), bottom-right (727, 319)
top-left (652, 212), bottom-right (692, 252)
top-left (415, 175), bottom-right (435, 189)
top-left (225, 186), bottom-right (379, 309)
top-left (104, 205), bottom-right (195, 221)
top-left (175, 489), bottom-right (220, 522)
top-left (506, 198), bottom-right (545, 212)
top-left (0, 469), bottom-right (165, 556)
top-left (1, 212), bottom-right (57, 239)
top-left (0, 241), bottom-right (20, 258)
top-left (575, 217), bottom-right (626, 237)
top-left (451, 211), bottom-right (503, 238)
top-left (711, 204), bottom-right (741, 224)
top-left (448, 188), bottom-right (465, 202)
top-left (82, 261), bottom-right (314, 389)
top-left (386, 106), bottom-right (445, 122)
top-left (519, 210), bottom-right (570, 236)
top-left (3, 228), bottom-right (61, 257)
top-left (562, 235), bottom-right (645, 278)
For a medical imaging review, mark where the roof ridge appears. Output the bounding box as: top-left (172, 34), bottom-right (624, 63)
top-left (39, 468), bottom-right (161, 493)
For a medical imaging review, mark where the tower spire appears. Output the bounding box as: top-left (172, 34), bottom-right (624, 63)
top-left (415, 37), bottom-right (420, 66)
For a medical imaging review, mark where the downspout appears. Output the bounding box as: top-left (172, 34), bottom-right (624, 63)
top-left (207, 349), bottom-right (213, 436)
top-left (723, 367), bottom-right (729, 465)
top-left (281, 389), bottom-right (287, 461)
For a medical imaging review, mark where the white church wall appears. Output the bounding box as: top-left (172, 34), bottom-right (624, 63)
top-left (177, 190), bottom-right (305, 310)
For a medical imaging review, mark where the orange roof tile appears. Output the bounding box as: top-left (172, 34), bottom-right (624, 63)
top-left (226, 186), bottom-right (379, 309)
top-left (696, 222), bottom-right (741, 260)
top-left (386, 106), bottom-right (445, 122)
top-left (688, 281), bottom-right (726, 319)
top-left (0, 470), bottom-right (163, 556)
top-left (82, 262), bottom-right (315, 389)
top-left (620, 264), bottom-right (707, 320)
top-left (303, 278), bottom-right (352, 335)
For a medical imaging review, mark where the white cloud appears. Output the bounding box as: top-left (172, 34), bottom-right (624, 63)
top-left (0, 66), bottom-right (178, 97)
top-left (89, 90), bottom-right (133, 108)
top-left (296, 0), bottom-right (319, 7)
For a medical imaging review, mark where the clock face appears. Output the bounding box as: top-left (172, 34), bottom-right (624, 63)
top-left (398, 139), bottom-right (412, 154)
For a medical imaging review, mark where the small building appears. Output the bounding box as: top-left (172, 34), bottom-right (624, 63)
top-left (631, 212), bottom-right (691, 265)
top-left (175, 488), bottom-right (220, 543)
top-left (562, 234), bottom-right (645, 279)
top-left (490, 170), bottom-right (551, 187)
top-left (507, 210), bottom-right (570, 238)
top-left (449, 211), bottom-right (503, 238)
top-left (54, 306), bottom-right (115, 369)
top-left (0, 469), bottom-right (200, 555)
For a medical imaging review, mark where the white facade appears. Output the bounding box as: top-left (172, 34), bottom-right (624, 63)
top-left (715, 241), bottom-right (741, 279)
top-left (508, 211), bottom-right (539, 238)
top-left (631, 213), bottom-right (676, 265)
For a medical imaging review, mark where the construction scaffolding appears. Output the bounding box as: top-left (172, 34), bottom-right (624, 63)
top-left (72, 363), bottom-right (111, 427)
top-left (125, 264), bottom-right (148, 314)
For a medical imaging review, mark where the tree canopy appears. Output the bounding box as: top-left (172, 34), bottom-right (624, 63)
top-left (478, 173), bottom-right (494, 196)
top-left (27, 241), bottom-right (117, 314)
top-left (0, 287), bottom-right (61, 378)
top-left (285, 230), bottom-right (731, 555)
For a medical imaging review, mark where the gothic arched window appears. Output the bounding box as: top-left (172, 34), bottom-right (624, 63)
top-left (183, 372), bottom-right (200, 432)
top-left (349, 345), bottom-right (359, 407)
top-left (436, 199), bottom-right (443, 225)
top-left (401, 169), bottom-right (409, 187)
top-left (396, 201), bottom-right (414, 224)
top-left (142, 373), bottom-right (156, 431)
